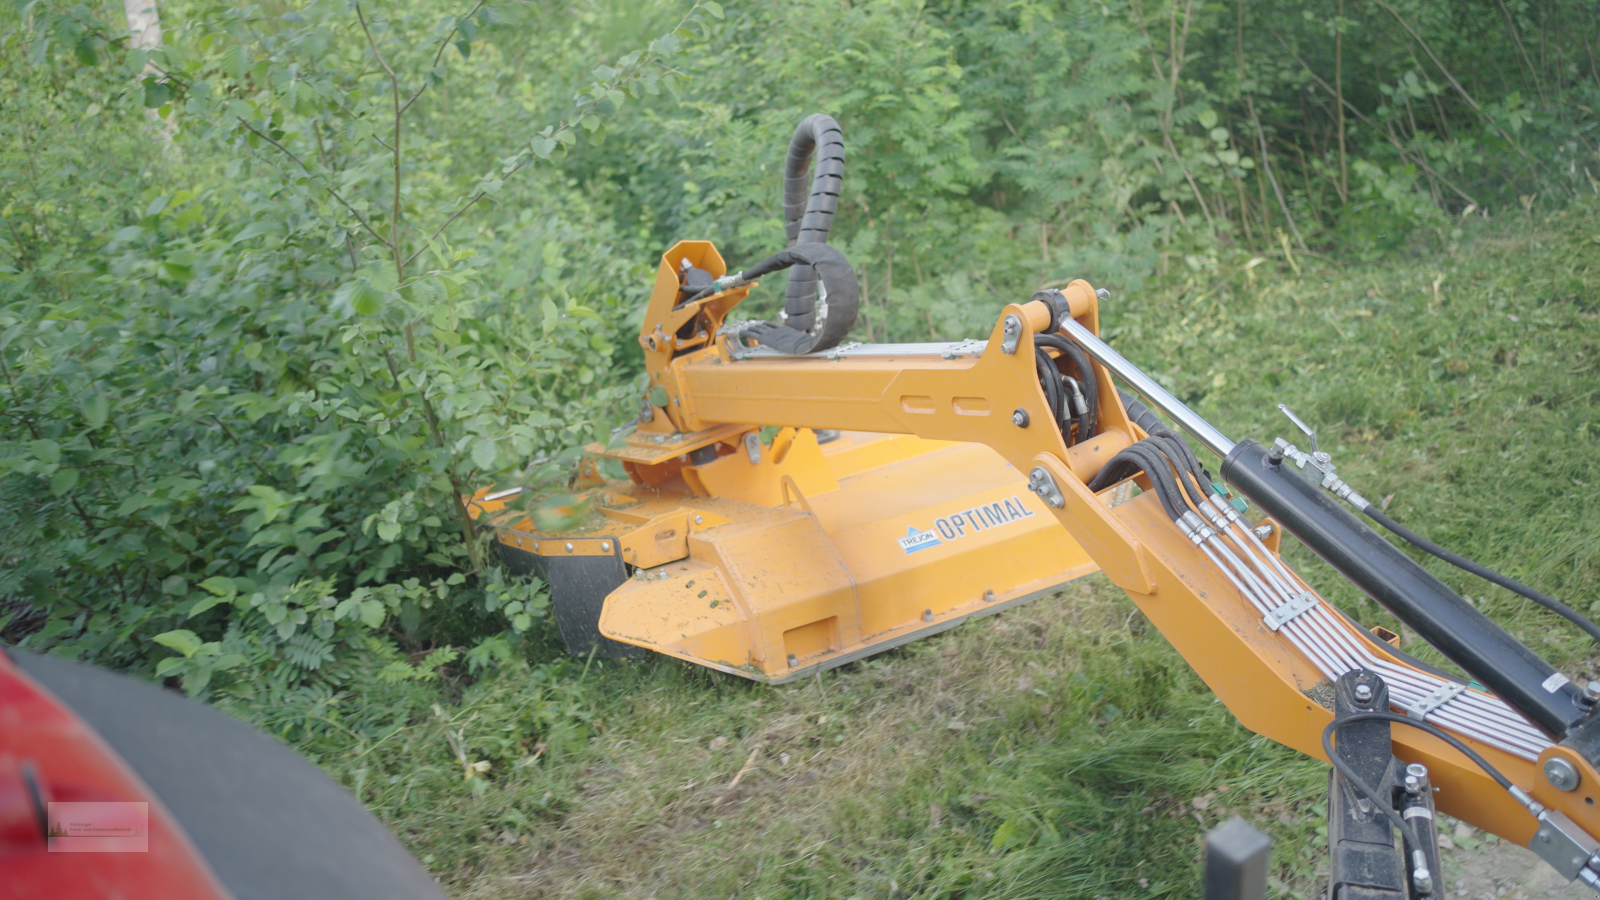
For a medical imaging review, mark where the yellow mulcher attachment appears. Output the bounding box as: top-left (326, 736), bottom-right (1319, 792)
top-left (469, 114), bottom-right (1103, 682)
top-left (471, 419), bottom-right (1098, 683)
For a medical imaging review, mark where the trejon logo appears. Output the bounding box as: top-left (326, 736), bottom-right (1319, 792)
top-left (896, 495), bottom-right (1037, 554)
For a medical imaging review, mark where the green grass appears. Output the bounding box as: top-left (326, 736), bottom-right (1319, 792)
top-left (264, 204), bottom-right (1599, 899)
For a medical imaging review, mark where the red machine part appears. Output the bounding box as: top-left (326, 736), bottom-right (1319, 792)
top-left (0, 650), bottom-right (229, 900)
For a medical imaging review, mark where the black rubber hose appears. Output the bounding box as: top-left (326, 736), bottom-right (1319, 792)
top-left (1034, 334), bottom-right (1098, 441)
top-left (1322, 711), bottom-right (1525, 843)
top-left (1361, 505), bottom-right (1600, 646)
top-left (1034, 347), bottom-right (1065, 433)
top-left (782, 114), bottom-right (845, 332)
top-left (1088, 442), bottom-right (1187, 522)
top-left (1119, 388), bottom-right (1165, 435)
top-left (724, 243), bottom-right (860, 354)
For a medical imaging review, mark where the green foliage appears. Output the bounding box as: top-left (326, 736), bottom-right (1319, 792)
top-left (0, 0), bottom-right (1596, 890)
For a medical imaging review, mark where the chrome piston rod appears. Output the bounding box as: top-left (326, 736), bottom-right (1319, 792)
top-left (1059, 318), bottom-right (1236, 458)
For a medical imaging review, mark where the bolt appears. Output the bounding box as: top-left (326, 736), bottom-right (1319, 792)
top-left (515, 537), bottom-right (522, 547)
top-left (694, 515), bottom-right (704, 525)
top-left (1545, 757), bottom-right (1581, 792)
top-left (1583, 682), bottom-right (1600, 706)
top-left (1412, 867), bottom-right (1433, 896)
top-left (532, 542), bottom-right (540, 551)
top-left (1253, 523), bottom-right (1274, 541)
top-left (1404, 774), bottom-right (1421, 794)
top-left (787, 654), bottom-right (798, 668)
top-left (1313, 450), bottom-right (1333, 468)
top-left (1354, 683), bottom-right (1374, 703)
top-left (600, 542), bottom-right (611, 553)
top-left (1012, 408), bottom-right (1030, 428)
top-left (983, 589), bottom-right (997, 603)
top-left (564, 542), bottom-right (575, 553)
top-left (1406, 762), bottom-right (1429, 792)
top-left (923, 609), bottom-right (934, 623)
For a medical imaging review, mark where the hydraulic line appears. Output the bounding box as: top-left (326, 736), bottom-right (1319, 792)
top-left (1034, 333), bottom-right (1098, 442)
top-left (1360, 504), bottom-right (1600, 646)
top-left (1087, 410), bottom-right (1552, 759)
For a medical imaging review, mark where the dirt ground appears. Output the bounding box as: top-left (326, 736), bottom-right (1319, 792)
top-left (1437, 815), bottom-right (1593, 899)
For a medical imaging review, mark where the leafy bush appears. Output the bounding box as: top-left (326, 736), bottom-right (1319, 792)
top-left (1, 0), bottom-right (1594, 697)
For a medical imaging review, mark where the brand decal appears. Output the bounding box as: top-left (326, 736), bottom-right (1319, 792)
top-left (897, 495), bottom-right (1036, 554)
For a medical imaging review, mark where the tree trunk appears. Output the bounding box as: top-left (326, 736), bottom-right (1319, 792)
top-left (123, 0), bottom-right (176, 144)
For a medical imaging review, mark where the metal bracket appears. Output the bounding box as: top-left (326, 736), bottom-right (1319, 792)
top-left (1408, 682), bottom-right (1468, 723)
top-left (1027, 467), bottom-right (1064, 509)
top-left (1263, 593), bottom-right (1319, 631)
top-left (1001, 315), bottom-right (1022, 354)
top-left (941, 338), bottom-right (987, 359)
top-left (1529, 809), bottom-right (1600, 881)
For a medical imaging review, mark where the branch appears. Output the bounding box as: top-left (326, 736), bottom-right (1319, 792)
top-left (234, 118), bottom-right (390, 246)
top-left (1271, 31), bottom-right (1481, 209)
top-left (356, 2), bottom-right (406, 280)
top-left (398, 0), bottom-right (487, 118)
top-left (1368, 0), bottom-right (1531, 162)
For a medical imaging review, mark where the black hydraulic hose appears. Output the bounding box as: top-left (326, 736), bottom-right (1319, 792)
top-left (1361, 505), bottom-right (1600, 646)
top-left (1119, 388), bottom-right (1165, 435)
top-left (1149, 428), bottom-right (1214, 506)
top-left (781, 114), bottom-right (845, 332)
top-left (1035, 333), bottom-right (1098, 441)
top-left (1088, 441), bottom-right (1188, 522)
top-left (1223, 438), bottom-right (1589, 737)
top-left (1322, 711), bottom-right (1526, 842)
top-left (1034, 347), bottom-right (1065, 433)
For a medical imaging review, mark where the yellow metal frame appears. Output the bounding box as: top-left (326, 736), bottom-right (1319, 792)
top-left (607, 240), bottom-right (1600, 851)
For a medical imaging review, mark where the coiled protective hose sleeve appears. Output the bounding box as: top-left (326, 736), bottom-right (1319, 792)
top-left (782, 114), bottom-right (844, 332)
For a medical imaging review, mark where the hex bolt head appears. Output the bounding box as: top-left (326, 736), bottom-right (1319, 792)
top-left (1012, 408), bottom-right (1030, 428)
top-left (1354, 683), bottom-right (1374, 703)
top-left (564, 542), bottom-right (575, 553)
top-left (600, 542), bottom-right (611, 553)
top-left (1583, 682), bottom-right (1600, 706)
top-left (693, 515), bottom-right (704, 525)
top-left (787, 654), bottom-right (798, 668)
top-left (1252, 523), bottom-right (1274, 541)
top-left (1545, 757), bottom-right (1581, 792)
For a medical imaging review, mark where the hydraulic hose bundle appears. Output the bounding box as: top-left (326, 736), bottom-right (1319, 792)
top-left (702, 114), bottom-right (860, 355)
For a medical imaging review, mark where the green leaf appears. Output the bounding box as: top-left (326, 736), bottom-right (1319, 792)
top-left (81, 393), bottom-right (108, 429)
top-left (156, 657), bottom-right (188, 676)
top-left (29, 439), bottom-right (60, 466)
top-left (377, 520), bottom-right (402, 542)
top-left (702, 1), bottom-right (724, 19)
top-left (358, 598), bottom-right (386, 628)
top-left (649, 386), bottom-right (669, 407)
top-left (142, 79), bottom-right (171, 109)
top-left (540, 297), bottom-right (560, 335)
top-left (50, 468), bottom-right (79, 496)
top-left (198, 576), bottom-right (237, 597)
top-left (153, 629), bottom-right (204, 659)
top-left (187, 594), bottom-right (226, 618)
top-left (230, 221), bottom-right (281, 245)
top-left (471, 438), bottom-right (498, 470)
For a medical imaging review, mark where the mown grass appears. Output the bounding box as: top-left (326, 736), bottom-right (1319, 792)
top-left (291, 204), bottom-right (1598, 899)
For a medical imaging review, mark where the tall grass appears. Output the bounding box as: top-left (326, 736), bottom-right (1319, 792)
top-left (254, 200), bottom-right (1599, 899)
